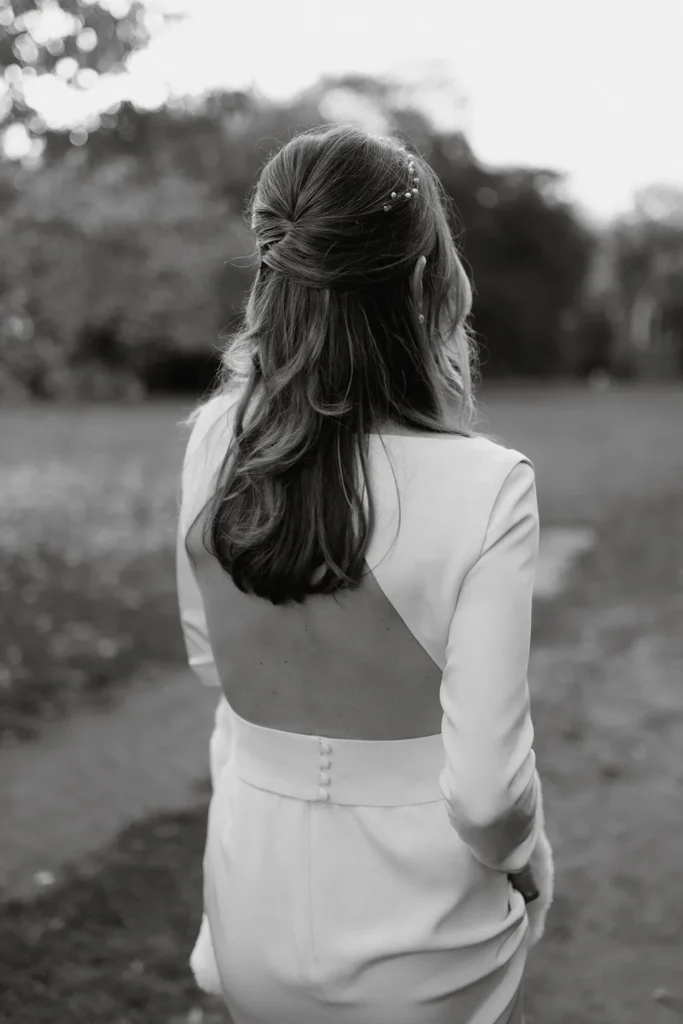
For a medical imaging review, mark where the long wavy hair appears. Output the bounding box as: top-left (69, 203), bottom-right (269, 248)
top-left (195, 123), bottom-right (478, 605)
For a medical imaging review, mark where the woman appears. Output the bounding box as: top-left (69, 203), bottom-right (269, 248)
top-left (176, 124), bottom-right (553, 1024)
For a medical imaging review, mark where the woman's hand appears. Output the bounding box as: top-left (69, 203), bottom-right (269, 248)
top-left (508, 863), bottom-right (539, 904)
top-left (515, 827), bottom-right (554, 947)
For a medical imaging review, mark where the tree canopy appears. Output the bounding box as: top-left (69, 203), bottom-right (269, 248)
top-left (7, 4), bottom-right (668, 396)
top-left (0, 0), bottom-right (180, 147)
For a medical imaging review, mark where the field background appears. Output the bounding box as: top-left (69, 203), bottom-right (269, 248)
top-left (1, 384), bottom-right (683, 1024)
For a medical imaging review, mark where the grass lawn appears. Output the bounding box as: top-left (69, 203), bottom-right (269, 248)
top-left (0, 399), bottom-right (197, 743)
top-left (2, 384), bottom-right (683, 1023)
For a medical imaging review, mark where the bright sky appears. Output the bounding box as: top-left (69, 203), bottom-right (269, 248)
top-left (15, 0), bottom-right (683, 223)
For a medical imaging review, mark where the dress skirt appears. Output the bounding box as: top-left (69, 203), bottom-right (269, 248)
top-left (192, 701), bottom-right (530, 1024)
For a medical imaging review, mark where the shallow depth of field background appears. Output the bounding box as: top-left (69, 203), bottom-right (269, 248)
top-left (1, 3), bottom-right (683, 1023)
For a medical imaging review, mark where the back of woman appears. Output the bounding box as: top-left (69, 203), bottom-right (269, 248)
top-left (177, 125), bottom-right (554, 1024)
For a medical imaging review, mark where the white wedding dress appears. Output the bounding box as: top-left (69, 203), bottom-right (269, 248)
top-left (176, 392), bottom-right (553, 1024)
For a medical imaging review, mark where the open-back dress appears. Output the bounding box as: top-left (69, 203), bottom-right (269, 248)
top-left (176, 391), bottom-right (551, 1024)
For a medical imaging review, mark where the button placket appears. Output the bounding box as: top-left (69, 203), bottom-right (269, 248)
top-left (317, 738), bottom-right (332, 801)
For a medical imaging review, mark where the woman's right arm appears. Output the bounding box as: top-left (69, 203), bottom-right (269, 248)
top-left (439, 458), bottom-right (543, 875)
top-left (177, 398), bottom-right (232, 790)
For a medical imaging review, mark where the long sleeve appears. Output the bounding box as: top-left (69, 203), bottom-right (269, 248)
top-left (179, 398), bottom-right (236, 998)
top-left (176, 400), bottom-right (233, 791)
top-left (439, 458), bottom-right (541, 874)
top-left (178, 511), bottom-right (232, 999)
top-left (176, 521), bottom-right (234, 793)
top-left (176, 519), bottom-right (221, 690)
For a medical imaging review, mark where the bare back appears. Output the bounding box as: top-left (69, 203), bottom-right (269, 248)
top-left (177, 392), bottom-right (536, 744)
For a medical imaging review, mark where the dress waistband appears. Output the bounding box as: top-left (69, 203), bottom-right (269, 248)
top-left (223, 702), bottom-right (445, 807)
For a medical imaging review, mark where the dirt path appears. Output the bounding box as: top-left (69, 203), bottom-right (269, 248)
top-left (523, 493), bottom-right (683, 1023)
top-left (0, 527), bottom-right (592, 903)
top-left (533, 526), bottom-right (594, 598)
top-left (0, 670), bottom-right (219, 900)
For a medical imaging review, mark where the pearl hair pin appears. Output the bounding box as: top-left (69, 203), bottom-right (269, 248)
top-left (382, 155), bottom-right (420, 212)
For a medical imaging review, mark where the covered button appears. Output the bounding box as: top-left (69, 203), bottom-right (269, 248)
top-left (317, 787), bottom-right (330, 801)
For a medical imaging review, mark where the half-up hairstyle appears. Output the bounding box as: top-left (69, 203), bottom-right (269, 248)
top-left (198, 123), bottom-right (477, 605)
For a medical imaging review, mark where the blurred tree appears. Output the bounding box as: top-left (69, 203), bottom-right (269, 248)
top-left (633, 183), bottom-right (683, 228)
top-left (412, 133), bottom-right (594, 376)
top-left (41, 89), bottom-right (325, 210)
top-left (0, 153), bottom-right (253, 396)
top-left (0, 68), bottom-right (599, 395)
top-left (249, 75), bottom-right (596, 377)
top-left (609, 188), bottom-right (683, 377)
top-left (0, 0), bottom-right (181, 149)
